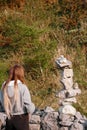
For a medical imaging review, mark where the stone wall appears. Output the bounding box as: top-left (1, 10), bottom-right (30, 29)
top-left (0, 106), bottom-right (87, 130)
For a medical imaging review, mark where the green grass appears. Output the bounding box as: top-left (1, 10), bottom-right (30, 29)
top-left (0, 62), bottom-right (9, 87)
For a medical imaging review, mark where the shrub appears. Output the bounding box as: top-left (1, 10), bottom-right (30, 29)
top-left (58, 0), bottom-right (87, 30)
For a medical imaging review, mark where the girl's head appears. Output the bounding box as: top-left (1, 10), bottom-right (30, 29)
top-left (8, 64), bottom-right (25, 84)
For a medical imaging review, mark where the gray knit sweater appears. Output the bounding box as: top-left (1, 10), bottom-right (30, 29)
top-left (0, 80), bottom-right (35, 115)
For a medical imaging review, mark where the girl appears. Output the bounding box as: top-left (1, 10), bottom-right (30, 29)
top-left (2, 64), bottom-right (35, 130)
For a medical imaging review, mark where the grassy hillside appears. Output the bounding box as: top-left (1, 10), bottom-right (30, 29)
top-left (0, 0), bottom-right (87, 114)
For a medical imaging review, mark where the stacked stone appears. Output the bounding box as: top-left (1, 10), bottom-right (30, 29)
top-left (55, 55), bottom-right (87, 130)
top-left (29, 114), bottom-right (41, 130)
top-left (29, 106), bottom-right (59, 130)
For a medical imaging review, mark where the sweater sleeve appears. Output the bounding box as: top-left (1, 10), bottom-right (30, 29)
top-left (23, 86), bottom-right (35, 114)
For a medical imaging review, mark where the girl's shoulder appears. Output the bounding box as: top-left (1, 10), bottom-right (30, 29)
top-left (18, 82), bottom-right (29, 91)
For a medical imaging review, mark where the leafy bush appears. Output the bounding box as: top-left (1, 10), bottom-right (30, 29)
top-left (58, 0), bottom-right (87, 30)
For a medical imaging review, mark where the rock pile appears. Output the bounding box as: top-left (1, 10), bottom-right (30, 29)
top-left (29, 106), bottom-right (87, 130)
top-left (55, 55), bottom-right (87, 130)
top-left (0, 106), bottom-right (87, 130)
top-left (0, 55), bottom-right (87, 130)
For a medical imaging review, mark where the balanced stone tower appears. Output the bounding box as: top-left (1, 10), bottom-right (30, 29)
top-left (55, 55), bottom-right (87, 130)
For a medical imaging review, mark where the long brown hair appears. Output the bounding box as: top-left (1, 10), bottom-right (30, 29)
top-left (2, 64), bottom-right (25, 117)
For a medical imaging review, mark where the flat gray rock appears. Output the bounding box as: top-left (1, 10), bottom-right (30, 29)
top-left (58, 105), bottom-right (76, 115)
top-left (70, 121), bottom-right (85, 130)
top-left (29, 114), bottom-right (41, 124)
top-left (61, 77), bottom-right (73, 90)
top-left (29, 124), bottom-right (40, 130)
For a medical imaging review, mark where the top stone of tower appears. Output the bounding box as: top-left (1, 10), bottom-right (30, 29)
top-left (56, 55), bottom-right (72, 68)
